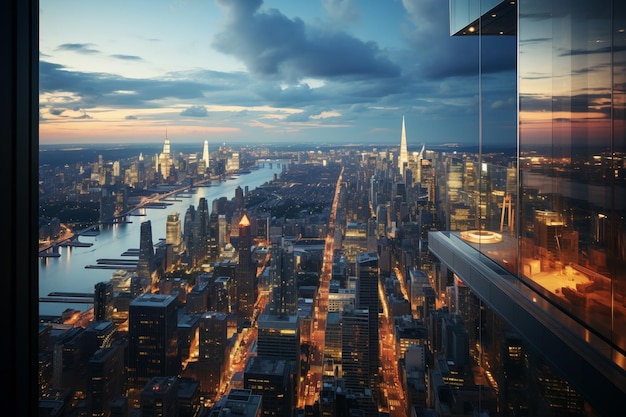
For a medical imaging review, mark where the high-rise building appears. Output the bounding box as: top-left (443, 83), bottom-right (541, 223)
top-left (243, 356), bottom-right (296, 417)
top-left (197, 312), bottom-right (228, 395)
top-left (166, 212), bottom-right (182, 252)
top-left (269, 237), bottom-right (298, 317)
top-left (86, 341), bottom-right (126, 417)
top-left (158, 134), bottom-right (172, 180)
top-left (183, 204), bottom-right (196, 264)
top-left (211, 276), bottom-right (233, 313)
top-left (355, 252), bottom-right (380, 393)
top-left (236, 213), bottom-right (255, 319)
top-left (256, 313), bottom-right (301, 390)
top-left (137, 220), bottom-right (155, 286)
top-left (234, 185), bottom-right (244, 211)
top-left (201, 139), bottom-right (210, 175)
top-left (197, 197), bottom-right (209, 262)
top-left (94, 281), bottom-right (114, 322)
top-left (341, 308), bottom-right (370, 391)
top-left (399, 115), bottom-right (409, 179)
top-left (140, 376), bottom-right (179, 417)
top-left (208, 199), bottom-right (220, 261)
top-left (429, 1), bottom-right (626, 414)
top-left (128, 294), bottom-right (180, 391)
top-left (207, 388), bottom-right (262, 417)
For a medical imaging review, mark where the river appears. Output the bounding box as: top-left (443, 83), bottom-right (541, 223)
top-left (39, 161), bottom-right (286, 317)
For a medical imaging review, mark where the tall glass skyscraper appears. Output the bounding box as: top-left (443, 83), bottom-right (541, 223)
top-left (128, 293), bottom-right (180, 399)
top-left (236, 213), bottom-right (255, 318)
top-left (431, 1), bottom-right (626, 415)
top-left (137, 220), bottom-right (155, 286)
top-left (355, 252), bottom-right (381, 395)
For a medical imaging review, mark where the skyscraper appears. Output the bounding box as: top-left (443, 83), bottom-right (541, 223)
top-left (165, 212), bottom-right (182, 251)
top-left (183, 204), bottom-right (196, 263)
top-left (202, 139), bottom-right (210, 173)
top-left (128, 294), bottom-right (180, 392)
top-left (197, 197), bottom-right (209, 263)
top-left (197, 312), bottom-right (228, 395)
top-left (355, 252), bottom-right (380, 394)
top-left (341, 307), bottom-right (370, 391)
top-left (236, 213), bottom-right (255, 318)
top-left (158, 133), bottom-right (172, 180)
top-left (93, 281), bottom-right (114, 322)
top-left (429, 1), bottom-right (626, 414)
top-left (256, 313), bottom-right (301, 392)
top-left (137, 220), bottom-right (155, 286)
top-left (399, 115), bottom-right (409, 179)
top-left (270, 237), bottom-right (298, 317)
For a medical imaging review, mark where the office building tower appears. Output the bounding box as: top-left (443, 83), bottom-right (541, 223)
top-left (185, 281), bottom-right (209, 314)
top-left (208, 201), bottom-right (220, 261)
top-left (235, 185), bottom-right (244, 210)
top-left (218, 214), bottom-right (227, 251)
top-left (324, 311), bottom-right (343, 366)
top-left (196, 312), bottom-right (228, 395)
top-left (207, 389), bottom-right (262, 417)
top-left (201, 139), bottom-right (210, 174)
top-left (140, 376), bottom-right (179, 417)
top-left (355, 252), bottom-right (380, 392)
top-left (94, 281), bottom-right (114, 322)
top-left (428, 1), bottom-right (626, 415)
top-left (197, 197), bottom-right (209, 261)
top-left (177, 314), bottom-right (200, 363)
top-left (270, 237), bottom-right (298, 317)
top-left (341, 308), bottom-right (370, 391)
top-left (257, 314), bottom-right (300, 360)
top-left (86, 341), bottom-right (126, 417)
top-left (399, 115), bottom-right (409, 179)
top-left (211, 276), bottom-right (233, 313)
top-left (183, 204), bottom-right (196, 263)
top-left (409, 268), bottom-right (430, 319)
top-left (166, 212), bottom-right (182, 252)
top-left (256, 313), bottom-right (301, 392)
top-left (83, 320), bottom-right (117, 359)
top-left (226, 151), bottom-right (240, 172)
top-left (137, 220), bottom-right (155, 286)
top-left (243, 356), bottom-right (296, 417)
top-left (128, 294), bottom-right (180, 391)
top-left (157, 134), bottom-right (172, 181)
top-left (375, 204), bottom-right (388, 238)
top-left (236, 213), bottom-right (255, 319)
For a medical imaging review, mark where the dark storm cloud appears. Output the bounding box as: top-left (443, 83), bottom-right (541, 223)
top-left (212, 0), bottom-right (400, 81)
top-left (57, 43), bottom-right (100, 54)
top-left (181, 106), bottom-right (209, 117)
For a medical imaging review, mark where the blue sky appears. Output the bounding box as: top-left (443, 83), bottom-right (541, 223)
top-left (39, 0), bottom-right (517, 147)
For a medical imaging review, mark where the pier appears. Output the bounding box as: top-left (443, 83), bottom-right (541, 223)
top-left (40, 292), bottom-right (94, 304)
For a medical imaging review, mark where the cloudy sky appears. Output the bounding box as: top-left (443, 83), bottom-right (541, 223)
top-left (39, 0), bottom-right (516, 147)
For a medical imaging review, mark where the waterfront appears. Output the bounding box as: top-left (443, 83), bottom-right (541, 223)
top-left (38, 161), bottom-right (286, 317)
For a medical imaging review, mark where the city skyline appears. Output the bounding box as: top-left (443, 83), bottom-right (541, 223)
top-left (39, 0), bottom-right (516, 146)
top-left (21, 1), bottom-right (626, 415)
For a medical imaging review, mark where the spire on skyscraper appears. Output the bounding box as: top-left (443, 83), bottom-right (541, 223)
top-left (399, 115), bottom-right (408, 178)
top-left (162, 132), bottom-right (170, 156)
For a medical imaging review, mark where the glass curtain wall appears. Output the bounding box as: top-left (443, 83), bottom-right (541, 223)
top-left (518, 0), bottom-right (626, 364)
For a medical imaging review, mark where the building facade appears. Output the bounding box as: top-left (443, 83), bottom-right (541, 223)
top-left (430, 1), bottom-right (626, 415)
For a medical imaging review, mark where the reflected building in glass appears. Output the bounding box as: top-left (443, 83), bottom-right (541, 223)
top-left (430, 1), bottom-right (626, 415)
